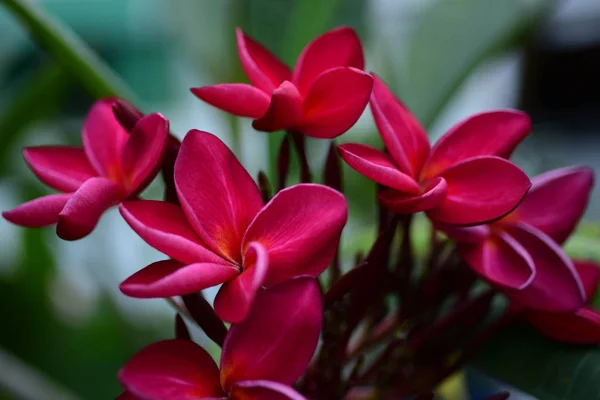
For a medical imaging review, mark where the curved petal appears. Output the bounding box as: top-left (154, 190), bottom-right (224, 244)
top-left (118, 340), bottom-right (225, 399)
top-left (511, 166), bottom-right (594, 244)
top-left (252, 81), bottom-right (303, 132)
top-left (422, 110), bottom-right (531, 180)
top-left (527, 306), bottom-right (600, 345)
top-left (119, 201), bottom-right (225, 265)
top-left (175, 131), bottom-right (263, 263)
top-left (337, 143), bottom-right (420, 193)
top-left (214, 242), bottom-right (269, 323)
top-left (369, 75), bottom-right (430, 177)
top-left (505, 223), bottom-right (585, 312)
top-left (242, 184), bottom-right (347, 286)
top-left (459, 232), bottom-right (535, 290)
top-left (434, 223), bottom-right (491, 243)
top-left (378, 177), bottom-right (447, 215)
top-left (3, 193), bottom-right (71, 227)
top-left (236, 28), bottom-right (291, 93)
top-left (23, 146), bottom-right (96, 192)
top-left (230, 380), bottom-right (307, 400)
top-left (56, 177), bottom-right (124, 240)
top-left (574, 260), bottom-right (600, 299)
top-left (220, 277), bottom-right (322, 391)
top-left (292, 26), bottom-right (364, 95)
top-left (120, 259), bottom-right (238, 298)
top-left (300, 67), bottom-right (373, 139)
top-left (121, 113), bottom-right (169, 195)
top-left (191, 84), bottom-right (271, 118)
top-left (82, 99), bottom-right (129, 180)
top-left (427, 156), bottom-right (530, 225)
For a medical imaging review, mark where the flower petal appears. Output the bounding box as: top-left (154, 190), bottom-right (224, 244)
top-left (3, 193), bottom-right (71, 227)
top-left (220, 277), bottom-right (322, 391)
top-left (300, 67), bottom-right (373, 139)
top-left (56, 177), bottom-right (124, 240)
top-left (422, 110), bottom-right (531, 180)
top-left (505, 223), bottom-right (585, 312)
top-left (252, 81), bottom-right (303, 132)
top-left (23, 146), bottom-right (96, 192)
top-left (121, 113), bottom-right (169, 195)
top-left (511, 166), bottom-right (594, 244)
top-left (427, 156), bottom-right (530, 225)
top-left (174, 131), bottom-right (263, 263)
top-left (118, 340), bottom-right (225, 399)
top-left (369, 75), bottom-right (430, 177)
top-left (119, 201), bottom-right (225, 265)
top-left (82, 99), bottom-right (129, 180)
top-left (120, 259), bottom-right (238, 298)
top-left (236, 28), bottom-right (291, 93)
top-left (527, 306), bottom-right (600, 345)
top-left (242, 184), bottom-right (347, 286)
top-left (214, 242), bottom-right (269, 323)
top-left (434, 223), bottom-right (491, 243)
top-left (191, 84), bottom-right (271, 118)
top-left (230, 380), bottom-right (308, 400)
top-left (574, 260), bottom-right (600, 300)
top-left (378, 177), bottom-right (447, 215)
top-left (292, 27), bottom-right (364, 96)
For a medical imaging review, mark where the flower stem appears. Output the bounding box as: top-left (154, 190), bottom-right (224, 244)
top-left (289, 131), bottom-right (312, 183)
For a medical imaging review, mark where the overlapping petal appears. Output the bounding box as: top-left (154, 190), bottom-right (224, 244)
top-left (527, 306), bottom-right (600, 345)
top-left (191, 84), bottom-right (271, 118)
top-left (377, 177), bottom-right (447, 215)
top-left (252, 81), bottom-right (303, 132)
top-left (242, 184), bottom-right (347, 285)
top-left (574, 261), bottom-right (600, 299)
top-left (2, 193), bottom-right (71, 227)
top-left (230, 380), bottom-right (307, 400)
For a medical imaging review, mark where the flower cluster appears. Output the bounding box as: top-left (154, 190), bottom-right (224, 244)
top-left (4, 26), bottom-right (598, 399)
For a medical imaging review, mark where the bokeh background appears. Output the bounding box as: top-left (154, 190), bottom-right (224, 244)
top-left (0, 0), bottom-right (599, 399)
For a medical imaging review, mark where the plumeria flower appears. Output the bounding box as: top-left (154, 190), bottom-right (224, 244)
top-left (338, 75), bottom-right (531, 225)
top-left (2, 99), bottom-right (169, 240)
top-left (119, 130), bottom-right (347, 322)
top-left (192, 27), bottom-right (373, 139)
top-left (118, 277), bottom-right (321, 400)
top-left (442, 166), bottom-right (594, 312)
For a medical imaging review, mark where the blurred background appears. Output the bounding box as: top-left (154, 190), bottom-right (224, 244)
top-left (0, 0), bottom-right (599, 399)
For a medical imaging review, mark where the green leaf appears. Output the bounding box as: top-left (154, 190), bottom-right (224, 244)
top-left (473, 324), bottom-right (600, 400)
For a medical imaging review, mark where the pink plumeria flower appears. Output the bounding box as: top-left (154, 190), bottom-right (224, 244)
top-left (118, 277), bottom-right (321, 400)
top-left (338, 75), bottom-right (532, 225)
top-left (192, 27), bottom-right (373, 139)
top-left (442, 166), bottom-right (594, 312)
top-left (3, 99), bottom-right (169, 240)
top-left (119, 130), bottom-right (347, 323)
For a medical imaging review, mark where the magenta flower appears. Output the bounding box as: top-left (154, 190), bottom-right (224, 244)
top-left (338, 75), bottom-right (532, 225)
top-left (118, 277), bottom-right (321, 399)
top-left (119, 130), bottom-right (347, 322)
top-left (442, 166), bottom-right (594, 312)
top-left (192, 27), bottom-right (373, 139)
top-left (2, 99), bottom-right (169, 240)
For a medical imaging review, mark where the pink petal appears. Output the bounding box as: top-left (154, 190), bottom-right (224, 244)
top-left (337, 143), bottom-right (420, 193)
top-left (574, 260), bottom-right (600, 299)
top-left (82, 99), bottom-right (129, 180)
top-left (118, 339), bottom-right (225, 399)
top-left (300, 67), bottom-right (373, 139)
top-left (174, 130), bottom-right (263, 263)
top-left (422, 110), bottom-right (531, 180)
top-left (292, 27), bottom-right (364, 96)
top-left (120, 259), bottom-right (238, 298)
top-left (252, 81), bottom-right (303, 132)
top-left (23, 146), bottom-right (96, 192)
top-left (230, 380), bottom-right (308, 400)
top-left (121, 113), bottom-right (169, 195)
top-left (3, 193), bottom-right (71, 227)
top-left (213, 242), bottom-right (269, 323)
top-left (56, 177), bottom-right (124, 240)
top-left (242, 184), bottom-right (347, 286)
top-left (527, 306), bottom-right (600, 345)
top-left (459, 232), bottom-right (535, 290)
top-left (369, 75), bottom-right (430, 177)
top-left (119, 201), bottom-right (226, 265)
top-left (220, 277), bottom-right (322, 391)
top-left (511, 166), bottom-right (594, 244)
top-left (505, 223), bottom-right (585, 312)
top-left (434, 223), bottom-right (491, 243)
top-left (378, 177), bottom-right (447, 215)
top-left (191, 84), bottom-right (271, 118)
top-left (236, 28), bottom-right (291, 93)
top-left (427, 156), bottom-right (530, 225)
